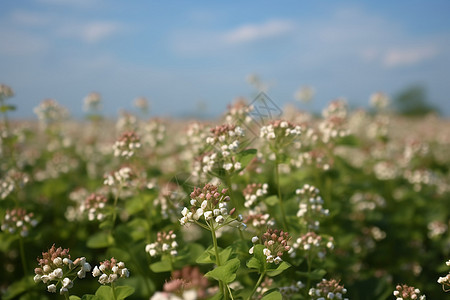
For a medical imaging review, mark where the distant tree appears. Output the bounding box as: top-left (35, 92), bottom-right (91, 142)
top-left (393, 84), bottom-right (438, 116)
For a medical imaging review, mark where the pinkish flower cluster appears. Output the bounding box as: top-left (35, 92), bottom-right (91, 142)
top-left (1, 208), bottom-right (38, 236)
top-left (243, 210), bottom-right (275, 230)
top-left (393, 284), bottom-right (426, 300)
top-left (145, 230), bottom-right (178, 257)
top-left (92, 257), bottom-right (130, 285)
top-left (250, 228), bottom-right (291, 264)
top-left (80, 193), bottom-right (108, 221)
top-left (319, 99), bottom-right (349, 143)
top-left (152, 266), bottom-right (210, 300)
top-left (34, 245), bottom-right (91, 295)
top-left (113, 131), bottom-right (141, 159)
top-left (180, 183), bottom-right (238, 227)
top-left (83, 92), bottom-right (102, 112)
top-left (289, 232), bottom-right (334, 259)
top-left (309, 279), bottom-right (348, 300)
top-left (242, 183), bottom-right (268, 208)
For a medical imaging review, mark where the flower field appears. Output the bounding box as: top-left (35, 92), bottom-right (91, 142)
top-left (1, 87), bottom-right (449, 300)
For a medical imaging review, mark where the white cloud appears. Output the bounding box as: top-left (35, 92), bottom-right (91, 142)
top-left (222, 20), bottom-right (295, 44)
top-left (57, 21), bottom-right (123, 43)
top-left (383, 46), bottom-right (439, 67)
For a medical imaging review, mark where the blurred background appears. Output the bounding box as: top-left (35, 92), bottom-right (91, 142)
top-left (1, 0), bottom-right (449, 119)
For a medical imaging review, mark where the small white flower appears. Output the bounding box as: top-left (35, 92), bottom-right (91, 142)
top-left (92, 266), bottom-right (101, 277)
top-left (47, 284), bottom-right (56, 293)
top-left (215, 215), bottom-right (225, 224)
top-left (53, 268), bottom-right (63, 278)
top-left (98, 273), bottom-right (109, 284)
top-left (249, 246), bottom-right (254, 254)
top-left (53, 257), bottom-right (63, 266)
top-left (121, 268), bottom-right (130, 277)
top-left (60, 287), bottom-right (68, 295)
top-left (251, 236), bottom-right (259, 243)
top-left (263, 248), bottom-right (271, 256)
top-left (62, 277), bottom-right (73, 289)
top-left (201, 200), bottom-right (208, 209)
top-left (43, 265), bottom-right (51, 273)
top-left (33, 274), bottom-right (41, 283)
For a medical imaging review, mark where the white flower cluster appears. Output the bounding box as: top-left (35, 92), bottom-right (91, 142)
top-left (393, 284), bottom-right (426, 300)
top-left (141, 119), bottom-right (166, 148)
top-left (296, 184), bottom-right (329, 231)
top-left (1, 208), bottom-right (38, 237)
top-left (224, 98), bottom-right (254, 125)
top-left (0, 176), bottom-right (14, 199)
top-left (308, 279), bottom-right (348, 300)
top-left (145, 230), bottom-right (178, 257)
top-left (350, 192), bottom-right (386, 212)
top-left (92, 258), bottom-right (130, 285)
top-left (83, 92), bottom-right (101, 112)
top-left (113, 131), bottom-right (141, 159)
top-left (279, 281), bottom-right (305, 298)
top-left (369, 92), bottom-right (390, 110)
top-left (0, 83), bottom-right (14, 99)
top-left (0, 169), bottom-right (29, 199)
top-left (243, 210), bottom-right (275, 230)
top-left (180, 184), bottom-right (239, 228)
top-left (103, 167), bottom-right (134, 187)
top-left (116, 111), bottom-right (138, 132)
top-left (80, 193), bottom-right (108, 221)
top-left (260, 120), bottom-right (301, 141)
top-left (34, 99), bottom-right (69, 126)
top-left (204, 124), bottom-right (245, 173)
top-left (243, 183), bottom-right (268, 208)
top-left (289, 232), bottom-right (334, 259)
top-left (249, 229), bottom-right (291, 264)
top-left (437, 260), bottom-right (450, 292)
top-left (34, 245), bottom-right (91, 295)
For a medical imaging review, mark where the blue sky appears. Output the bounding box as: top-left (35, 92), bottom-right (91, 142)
top-left (1, 0), bottom-right (450, 118)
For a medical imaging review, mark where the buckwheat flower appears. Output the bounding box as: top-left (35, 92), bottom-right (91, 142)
top-left (279, 281), bottom-right (305, 298)
top-left (437, 259), bottom-right (450, 292)
top-left (146, 231), bottom-right (178, 258)
top-left (296, 184), bottom-right (329, 231)
top-left (289, 232), bottom-right (334, 259)
top-left (103, 166), bottom-right (135, 188)
top-left (83, 92), bottom-right (102, 112)
top-left (369, 92), bottom-right (389, 110)
top-left (180, 183), bottom-right (244, 233)
top-left (92, 258), bottom-right (130, 285)
top-left (34, 245), bottom-right (90, 294)
top-left (393, 284), bottom-right (426, 299)
top-left (34, 99), bottom-right (69, 126)
top-left (309, 279), bottom-right (348, 300)
top-left (251, 228), bottom-right (291, 264)
top-left (134, 97), bottom-right (149, 112)
top-left (113, 131), bottom-right (141, 159)
top-left (47, 284), bottom-right (56, 293)
top-left (0, 83), bottom-right (14, 99)
top-left (243, 183), bottom-right (268, 208)
top-left (1, 208), bottom-right (38, 237)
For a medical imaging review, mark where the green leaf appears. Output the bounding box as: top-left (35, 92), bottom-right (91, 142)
top-left (81, 295), bottom-right (97, 300)
top-left (264, 195), bottom-right (279, 206)
top-left (205, 258), bottom-right (240, 284)
top-left (196, 246), bottom-right (233, 265)
top-left (0, 104), bottom-right (16, 112)
top-left (115, 286), bottom-right (135, 299)
top-left (174, 243), bottom-right (204, 267)
top-left (261, 289), bottom-right (282, 300)
top-left (196, 246), bottom-right (215, 264)
top-left (266, 261), bottom-right (291, 277)
top-left (86, 231), bottom-right (115, 249)
top-left (247, 244), bottom-right (266, 272)
top-left (69, 296), bottom-right (81, 300)
top-left (296, 268), bottom-right (327, 280)
top-left (236, 148), bottom-right (257, 170)
top-left (150, 259), bottom-right (172, 273)
top-left (95, 286), bottom-right (113, 300)
top-left (2, 276), bottom-right (35, 300)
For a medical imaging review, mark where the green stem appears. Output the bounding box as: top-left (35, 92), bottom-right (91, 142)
top-left (63, 292), bottom-right (70, 300)
top-left (274, 159), bottom-right (288, 231)
top-left (209, 221), bottom-right (229, 300)
top-left (111, 282), bottom-right (118, 300)
top-left (224, 173), bottom-right (239, 211)
top-left (19, 235), bottom-right (27, 275)
top-left (247, 271), bottom-right (266, 300)
top-left (306, 253), bottom-right (312, 294)
top-left (111, 187), bottom-right (121, 232)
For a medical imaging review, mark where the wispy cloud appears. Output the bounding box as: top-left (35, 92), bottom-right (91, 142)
top-left (56, 21), bottom-right (123, 43)
top-left (382, 46), bottom-right (439, 67)
top-left (222, 20), bottom-right (295, 44)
